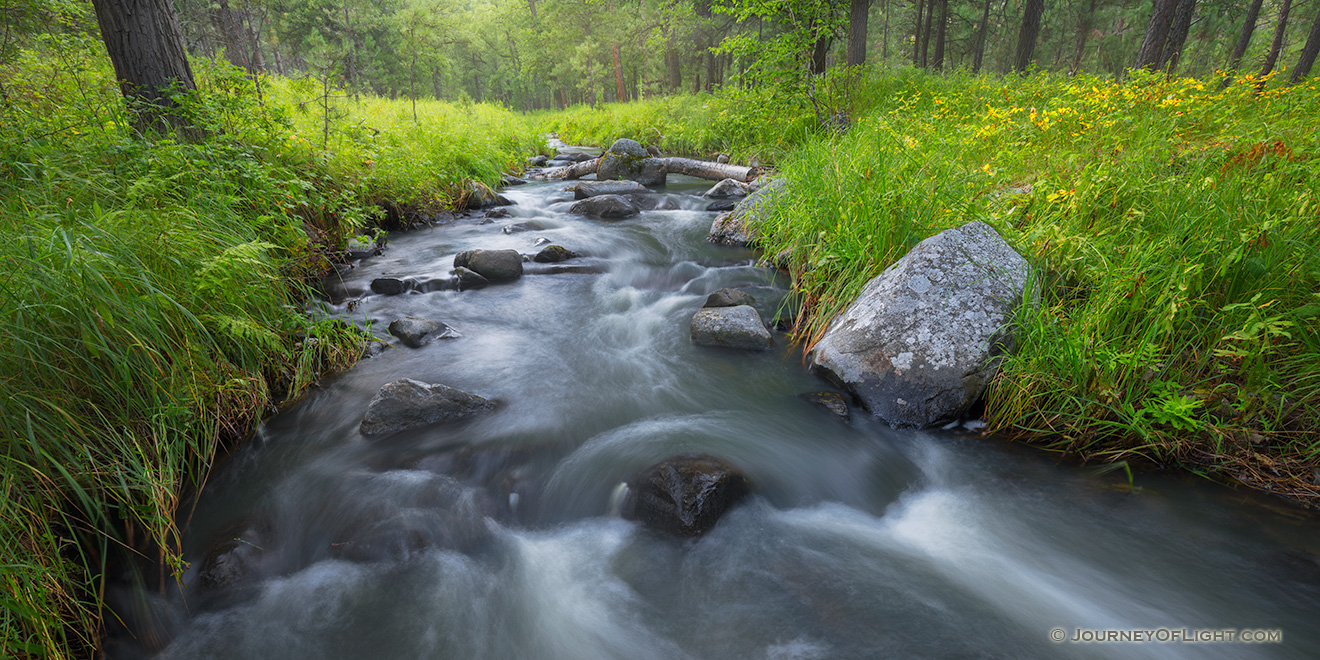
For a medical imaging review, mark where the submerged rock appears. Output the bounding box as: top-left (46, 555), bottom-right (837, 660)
top-left (809, 221), bottom-right (1034, 427)
top-left (360, 378), bottom-right (495, 437)
top-left (622, 454), bottom-right (750, 538)
top-left (690, 305), bottom-right (772, 351)
top-left (569, 194), bottom-right (640, 219)
top-left (388, 316), bottom-right (461, 348)
top-left (798, 392), bottom-right (851, 422)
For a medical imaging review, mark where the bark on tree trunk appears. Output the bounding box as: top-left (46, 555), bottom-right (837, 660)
top-left (919, 0), bottom-right (936, 67)
top-left (810, 33), bottom-right (830, 74)
top-left (90, 0), bottom-right (199, 134)
top-left (972, 0), bottom-right (992, 73)
top-left (1224, 0), bottom-right (1264, 73)
top-left (1159, 0), bottom-right (1197, 72)
top-left (1013, 0), bottom-right (1045, 73)
top-left (1292, 9), bottom-right (1320, 83)
top-left (1257, 0), bottom-right (1293, 89)
top-left (912, 0), bottom-right (925, 65)
top-left (932, 0), bottom-right (948, 71)
top-left (1071, 0), bottom-right (1098, 74)
top-left (1135, 0), bottom-right (1177, 69)
top-left (613, 43), bottom-right (626, 102)
top-left (847, 0), bottom-right (870, 66)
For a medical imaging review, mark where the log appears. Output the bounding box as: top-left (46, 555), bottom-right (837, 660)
top-left (661, 157), bottom-right (757, 183)
top-left (548, 158), bottom-right (600, 180)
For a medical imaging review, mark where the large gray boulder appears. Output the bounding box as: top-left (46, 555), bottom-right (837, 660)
top-left (360, 378), bottom-right (495, 436)
top-left (707, 178), bottom-right (786, 247)
top-left (573, 180), bottom-right (649, 199)
top-left (454, 248), bottom-right (523, 282)
top-left (690, 305), bottom-right (772, 351)
top-left (389, 317), bottom-right (461, 348)
top-left (621, 454), bottom-right (750, 538)
top-left (808, 221), bottom-right (1034, 428)
top-left (569, 194), bottom-right (640, 219)
top-left (597, 138), bottom-right (668, 186)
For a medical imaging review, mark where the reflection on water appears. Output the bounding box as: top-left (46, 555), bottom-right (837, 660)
top-left (115, 164), bottom-right (1320, 660)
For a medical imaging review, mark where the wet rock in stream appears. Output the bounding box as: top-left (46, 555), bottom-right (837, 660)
top-left (703, 287), bottom-right (756, 308)
top-left (569, 194), bottom-right (640, 219)
top-left (370, 277), bottom-right (410, 296)
top-left (388, 316), bottom-right (461, 348)
top-left (454, 248), bottom-right (524, 282)
top-left (360, 378), bottom-right (495, 437)
top-left (573, 179), bottom-right (650, 198)
top-left (532, 244), bottom-right (579, 263)
top-left (798, 392), bottom-right (852, 422)
top-left (690, 305), bottom-right (772, 351)
top-left (621, 454), bottom-right (750, 538)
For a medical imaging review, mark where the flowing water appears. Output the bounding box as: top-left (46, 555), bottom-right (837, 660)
top-left (120, 145), bottom-right (1320, 659)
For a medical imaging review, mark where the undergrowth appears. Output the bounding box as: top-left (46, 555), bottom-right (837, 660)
top-left (1, 36), bottom-right (538, 659)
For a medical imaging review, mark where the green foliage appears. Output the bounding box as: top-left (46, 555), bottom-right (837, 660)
top-left (0, 35), bottom-right (539, 658)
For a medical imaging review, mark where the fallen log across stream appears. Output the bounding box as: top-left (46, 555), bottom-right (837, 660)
top-left (547, 156), bottom-right (758, 183)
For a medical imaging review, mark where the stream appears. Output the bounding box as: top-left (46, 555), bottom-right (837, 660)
top-left (119, 144), bottom-right (1320, 659)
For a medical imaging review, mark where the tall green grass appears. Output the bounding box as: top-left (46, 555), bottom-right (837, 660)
top-left (1, 41), bottom-right (540, 658)
top-left (751, 69), bottom-right (1320, 497)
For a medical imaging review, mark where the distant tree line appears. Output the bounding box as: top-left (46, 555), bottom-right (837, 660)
top-left (6, 0), bottom-right (1320, 122)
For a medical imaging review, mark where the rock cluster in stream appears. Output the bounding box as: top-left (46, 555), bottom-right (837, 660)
top-left (597, 138), bottom-right (668, 186)
top-left (621, 454), bottom-right (750, 538)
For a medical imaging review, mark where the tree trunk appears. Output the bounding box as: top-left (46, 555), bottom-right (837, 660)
top-left (919, 0), bottom-right (936, 67)
top-left (1257, 0), bottom-right (1292, 88)
top-left (1135, 0), bottom-right (1177, 69)
top-left (612, 43), bottom-right (626, 102)
top-left (1013, 0), bottom-right (1045, 73)
top-left (527, 0), bottom-right (537, 20)
top-left (666, 42), bottom-right (682, 92)
top-left (972, 0), bottom-right (992, 73)
top-left (810, 33), bottom-right (830, 74)
top-left (705, 47), bottom-right (716, 91)
top-left (932, 0), bottom-right (948, 71)
top-left (1224, 0), bottom-right (1264, 73)
top-left (1292, 8), bottom-right (1320, 83)
top-left (847, 0), bottom-right (870, 66)
top-left (1071, 0), bottom-right (1098, 74)
top-left (1159, 0), bottom-right (1196, 72)
top-left (90, 0), bottom-right (199, 134)
top-left (912, 0), bottom-right (925, 65)
top-left (882, 0), bottom-right (890, 62)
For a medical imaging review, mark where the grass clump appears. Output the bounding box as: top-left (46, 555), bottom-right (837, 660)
top-left (1, 39), bottom-right (539, 658)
